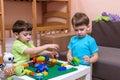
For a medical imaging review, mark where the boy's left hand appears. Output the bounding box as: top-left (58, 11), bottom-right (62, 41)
top-left (41, 50), bottom-right (59, 58)
top-left (50, 51), bottom-right (59, 58)
top-left (83, 55), bottom-right (90, 62)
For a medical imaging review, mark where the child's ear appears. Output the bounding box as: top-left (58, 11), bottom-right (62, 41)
top-left (14, 32), bottom-right (19, 39)
top-left (15, 36), bottom-right (19, 39)
top-left (87, 25), bottom-right (90, 31)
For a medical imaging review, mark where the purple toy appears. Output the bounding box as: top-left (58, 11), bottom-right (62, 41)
top-left (102, 12), bottom-right (108, 16)
top-left (102, 12), bottom-right (120, 21)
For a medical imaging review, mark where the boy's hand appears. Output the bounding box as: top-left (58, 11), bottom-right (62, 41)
top-left (4, 66), bottom-right (15, 77)
top-left (67, 53), bottom-right (72, 62)
top-left (83, 55), bottom-right (90, 62)
top-left (41, 50), bottom-right (59, 58)
top-left (50, 51), bottom-right (59, 59)
top-left (47, 44), bottom-right (59, 50)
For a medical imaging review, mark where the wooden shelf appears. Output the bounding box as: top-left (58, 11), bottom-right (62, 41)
top-left (37, 0), bottom-right (69, 1)
top-left (0, 0), bottom-right (70, 63)
top-left (32, 0), bottom-right (71, 46)
top-left (0, 0), bottom-right (5, 63)
top-left (0, 0), bottom-right (70, 51)
top-left (7, 0), bottom-right (69, 1)
top-left (0, 36), bottom-right (2, 40)
top-left (0, 0), bottom-right (5, 55)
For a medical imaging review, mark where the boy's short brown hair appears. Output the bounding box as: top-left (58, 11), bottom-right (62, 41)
top-left (12, 20), bottom-right (33, 34)
top-left (72, 12), bottom-right (90, 27)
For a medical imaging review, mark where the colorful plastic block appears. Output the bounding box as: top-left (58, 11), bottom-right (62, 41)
top-left (70, 57), bottom-right (80, 66)
top-left (58, 66), bottom-right (67, 71)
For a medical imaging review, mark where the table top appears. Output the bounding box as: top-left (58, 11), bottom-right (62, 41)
top-left (14, 60), bottom-right (90, 80)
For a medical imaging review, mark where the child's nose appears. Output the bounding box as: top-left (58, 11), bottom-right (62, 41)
top-left (78, 30), bottom-right (82, 34)
top-left (27, 35), bottom-right (31, 38)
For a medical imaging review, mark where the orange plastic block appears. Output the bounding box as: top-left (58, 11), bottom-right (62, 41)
top-left (29, 72), bottom-right (35, 76)
top-left (21, 63), bottom-right (29, 67)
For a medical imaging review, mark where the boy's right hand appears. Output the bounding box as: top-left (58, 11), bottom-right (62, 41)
top-left (47, 44), bottom-right (59, 50)
top-left (41, 50), bottom-right (59, 59)
top-left (4, 66), bottom-right (14, 77)
top-left (67, 53), bottom-right (72, 62)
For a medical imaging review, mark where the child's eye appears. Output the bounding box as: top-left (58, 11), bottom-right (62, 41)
top-left (80, 29), bottom-right (84, 31)
top-left (75, 29), bottom-right (78, 31)
top-left (23, 34), bottom-right (28, 36)
top-left (29, 33), bottom-right (32, 36)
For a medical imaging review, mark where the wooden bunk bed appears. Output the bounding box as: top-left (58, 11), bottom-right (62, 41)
top-left (0, 0), bottom-right (71, 63)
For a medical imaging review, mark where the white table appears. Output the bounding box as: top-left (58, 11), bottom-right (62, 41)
top-left (14, 60), bottom-right (90, 80)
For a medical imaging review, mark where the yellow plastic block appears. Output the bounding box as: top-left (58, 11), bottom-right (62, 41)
top-left (51, 59), bottom-right (57, 63)
top-left (25, 69), bottom-right (32, 75)
top-left (36, 73), bottom-right (42, 77)
top-left (43, 71), bottom-right (48, 76)
top-left (61, 63), bottom-right (68, 66)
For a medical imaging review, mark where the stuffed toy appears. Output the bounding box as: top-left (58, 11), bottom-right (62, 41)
top-left (7, 66), bottom-right (25, 80)
top-left (95, 12), bottom-right (120, 22)
top-left (95, 14), bottom-right (110, 22)
top-left (0, 52), bottom-right (14, 79)
top-left (3, 52), bottom-right (14, 69)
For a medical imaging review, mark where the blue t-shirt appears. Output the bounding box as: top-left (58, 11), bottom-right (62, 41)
top-left (68, 35), bottom-right (99, 66)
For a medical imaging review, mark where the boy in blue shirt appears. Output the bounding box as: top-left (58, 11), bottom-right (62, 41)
top-left (67, 12), bottom-right (99, 66)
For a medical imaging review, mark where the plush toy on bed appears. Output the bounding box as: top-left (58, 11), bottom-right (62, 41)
top-left (0, 52), bottom-right (14, 79)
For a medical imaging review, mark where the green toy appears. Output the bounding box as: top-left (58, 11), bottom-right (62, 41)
top-left (95, 15), bottom-right (110, 22)
top-left (70, 57), bottom-right (80, 66)
top-left (7, 66), bottom-right (25, 80)
top-left (14, 66), bottom-right (26, 76)
top-left (37, 56), bottom-right (45, 61)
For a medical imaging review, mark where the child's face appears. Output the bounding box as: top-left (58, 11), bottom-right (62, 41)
top-left (15, 31), bottom-right (32, 43)
top-left (74, 25), bottom-right (89, 38)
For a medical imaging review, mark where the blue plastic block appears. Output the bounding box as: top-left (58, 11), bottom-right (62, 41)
top-left (58, 66), bottom-right (67, 71)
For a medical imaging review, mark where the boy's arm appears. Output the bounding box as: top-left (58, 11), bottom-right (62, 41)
top-left (89, 52), bottom-right (99, 63)
top-left (24, 44), bottom-right (59, 54)
top-left (67, 50), bottom-right (72, 62)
